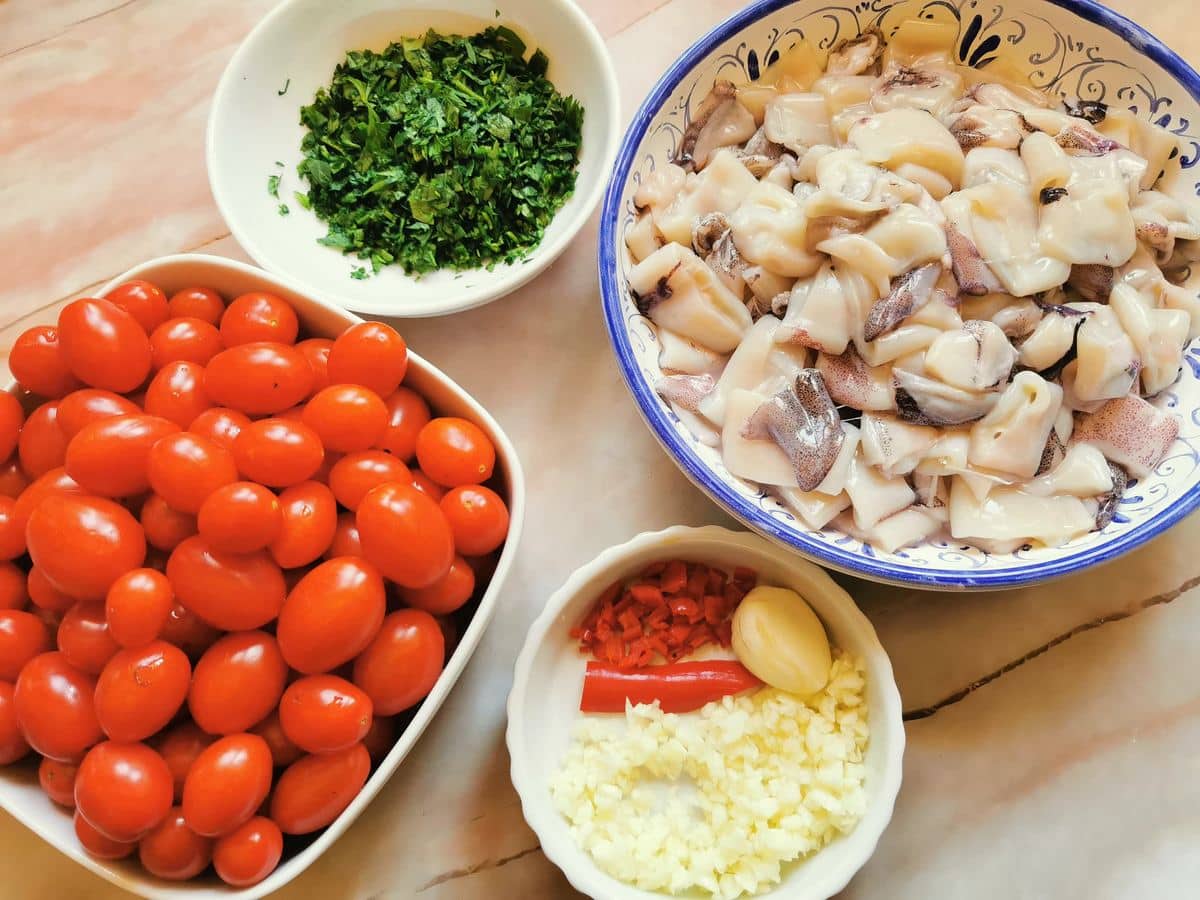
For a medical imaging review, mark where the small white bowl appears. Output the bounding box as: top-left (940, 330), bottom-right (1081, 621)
top-left (506, 525), bottom-right (904, 900)
top-left (207, 0), bottom-right (619, 317)
top-left (0, 254), bottom-right (526, 899)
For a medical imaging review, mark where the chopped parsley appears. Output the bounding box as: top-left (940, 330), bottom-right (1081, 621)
top-left (278, 78), bottom-right (291, 96)
top-left (267, 174), bottom-right (281, 198)
top-left (278, 204), bottom-right (290, 216)
top-left (295, 27), bottom-right (584, 277)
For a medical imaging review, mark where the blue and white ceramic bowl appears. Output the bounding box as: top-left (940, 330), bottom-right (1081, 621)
top-left (600, 0), bottom-right (1200, 590)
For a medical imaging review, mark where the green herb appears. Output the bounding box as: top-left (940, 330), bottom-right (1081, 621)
top-left (296, 28), bottom-right (584, 276)
top-left (351, 266), bottom-right (369, 280)
top-left (267, 174), bottom-right (281, 198)
top-left (275, 161), bottom-right (284, 168)
top-left (278, 204), bottom-right (290, 216)
top-left (294, 191), bottom-right (312, 210)
top-left (278, 78), bottom-right (291, 96)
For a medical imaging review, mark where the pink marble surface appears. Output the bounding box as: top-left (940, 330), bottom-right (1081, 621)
top-left (2, 1), bottom-right (1200, 898)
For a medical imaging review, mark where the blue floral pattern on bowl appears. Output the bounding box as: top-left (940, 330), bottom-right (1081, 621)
top-left (598, 0), bottom-right (1200, 589)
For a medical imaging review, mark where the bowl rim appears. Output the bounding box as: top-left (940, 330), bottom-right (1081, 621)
top-left (206, 0), bottom-right (621, 318)
top-left (597, 0), bottom-right (1200, 590)
top-left (0, 253), bottom-right (527, 900)
top-left (506, 524), bottom-right (906, 900)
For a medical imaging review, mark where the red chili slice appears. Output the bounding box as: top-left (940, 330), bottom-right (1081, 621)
top-left (579, 659), bottom-right (762, 713)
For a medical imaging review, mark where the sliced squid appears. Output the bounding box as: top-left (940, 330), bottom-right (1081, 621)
top-left (843, 451), bottom-right (916, 530)
top-left (696, 315), bottom-right (808, 426)
top-left (721, 388), bottom-right (796, 486)
top-left (849, 108), bottom-right (965, 190)
top-left (1017, 304), bottom-right (1088, 373)
top-left (960, 147), bottom-right (1029, 188)
top-left (924, 320), bottom-right (1017, 391)
top-left (764, 93), bottom-right (832, 154)
top-left (778, 487), bottom-right (851, 530)
top-left (1072, 393), bottom-right (1180, 477)
top-left (948, 105), bottom-right (1027, 151)
top-left (730, 180), bottom-right (822, 277)
top-left (1020, 131), bottom-right (1071, 194)
top-left (625, 214), bottom-right (661, 263)
top-left (1038, 178), bottom-right (1137, 267)
top-left (967, 371), bottom-right (1062, 479)
top-left (675, 82), bottom-right (758, 172)
top-left (741, 370), bottom-right (845, 491)
top-left (654, 374), bottom-right (714, 412)
top-left (776, 261), bottom-right (858, 354)
top-left (863, 505), bottom-right (946, 553)
top-left (634, 163), bottom-right (687, 213)
top-left (1025, 442), bottom-right (1114, 498)
top-left (862, 263), bottom-right (940, 341)
top-left (1072, 303), bottom-right (1140, 403)
top-left (1109, 282), bottom-right (1189, 396)
top-left (657, 327), bottom-right (727, 375)
top-left (894, 368), bottom-right (998, 426)
top-left (948, 478), bottom-right (1096, 547)
top-left (815, 345), bottom-right (896, 411)
top-left (872, 64), bottom-right (964, 118)
top-left (860, 412), bottom-right (939, 476)
top-left (654, 150), bottom-right (758, 246)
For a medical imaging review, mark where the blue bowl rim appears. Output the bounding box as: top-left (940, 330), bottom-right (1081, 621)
top-left (598, 0), bottom-right (1200, 589)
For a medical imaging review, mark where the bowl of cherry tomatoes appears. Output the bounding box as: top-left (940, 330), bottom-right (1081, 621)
top-left (0, 253), bottom-right (524, 898)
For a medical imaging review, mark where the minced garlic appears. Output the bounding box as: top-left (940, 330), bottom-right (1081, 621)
top-left (549, 653), bottom-right (869, 899)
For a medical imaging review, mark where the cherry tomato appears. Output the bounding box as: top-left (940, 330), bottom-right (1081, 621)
top-left (296, 338), bottom-right (332, 392)
top-left (279, 675), bottom-right (372, 755)
top-left (269, 481), bottom-right (337, 568)
top-left (0, 459), bottom-right (29, 499)
top-left (104, 280), bottom-right (169, 333)
top-left (196, 482), bottom-right (281, 554)
top-left (28, 568), bottom-right (73, 614)
top-left (375, 387), bottom-right (431, 461)
top-left (326, 322), bottom-right (407, 397)
top-left (94, 641), bottom-right (191, 742)
top-left (415, 417), bottom-right (496, 487)
top-left (65, 413), bottom-right (179, 497)
top-left (0, 681), bottom-right (30, 764)
top-left (326, 512), bottom-right (363, 559)
top-left (301, 384), bottom-right (388, 453)
top-left (353, 609), bottom-right (444, 715)
top-left (233, 418), bottom-right (324, 487)
top-left (147, 432), bottom-right (238, 514)
top-left (270, 743), bottom-right (369, 834)
top-left (441, 485), bottom-right (511, 556)
top-left (13, 467), bottom-right (83, 537)
top-left (149, 317), bottom-right (223, 370)
top-left (104, 569), bottom-right (172, 650)
top-left (357, 482), bottom-right (453, 589)
top-left (39, 757), bottom-right (78, 806)
top-left (74, 810), bottom-right (136, 859)
top-left (160, 602), bottom-right (220, 660)
top-left (155, 722), bottom-right (215, 802)
top-left (27, 494), bottom-right (146, 599)
top-left (166, 536), bottom-right (285, 630)
top-left (57, 388), bottom-right (140, 440)
top-left (220, 292), bottom-right (299, 346)
top-left (188, 406), bottom-right (251, 452)
top-left (75, 740), bottom-right (172, 842)
top-left (213, 816), bottom-right (283, 886)
top-left (139, 807), bottom-right (213, 880)
top-left (18, 401), bottom-right (67, 478)
top-left (250, 712), bottom-right (302, 768)
top-left (410, 469), bottom-right (446, 502)
top-left (58, 298), bottom-right (152, 393)
top-left (17, 652), bottom-right (101, 759)
top-left (189, 631), bottom-right (287, 735)
top-left (140, 494), bottom-right (197, 552)
top-left (57, 600), bottom-right (119, 675)
top-left (0, 392), bottom-right (24, 464)
top-left (361, 716), bottom-right (395, 763)
top-left (9, 325), bottom-right (81, 398)
top-left (182, 733), bottom-right (273, 837)
top-left (205, 342), bottom-right (314, 415)
top-left (0, 561), bottom-right (28, 607)
top-left (144, 361), bottom-right (210, 429)
top-left (399, 555), bottom-right (475, 615)
top-left (326, 450), bottom-right (410, 512)
top-left (277, 557), bottom-right (385, 674)
top-left (168, 287), bottom-right (225, 325)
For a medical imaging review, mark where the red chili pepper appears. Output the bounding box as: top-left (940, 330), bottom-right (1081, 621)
top-left (580, 659), bottom-right (762, 714)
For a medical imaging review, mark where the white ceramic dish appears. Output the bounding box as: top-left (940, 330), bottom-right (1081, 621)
top-left (0, 254), bottom-right (526, 899)
top-left (507, 525), bottom-right (904, 900)
top-left (207, 0), bottom-right (620, 317)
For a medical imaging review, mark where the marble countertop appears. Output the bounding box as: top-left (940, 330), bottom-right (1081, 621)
top-left (3, 0), bottom-right (1200, 897)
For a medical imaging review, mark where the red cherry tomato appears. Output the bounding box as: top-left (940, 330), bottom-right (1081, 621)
top-left (326, 512), bottom-right (363, 559)
top-left (26, 494), bottom-right (146, 599)
top-left (18, 401), bottom-right (67, 478)
top-left (160, 602), bottom-right (220, 660)
top-left (356, 482), bottom-right (453, 589)
top-left (144, 361), bottom-right (211, 429)
top-left (57, 600), bottom-right (119, 675)
top-left (0, 459), bottom-right (29, 499)
top-left (415, 417), bottom-right (496, 487)
top-left (197, 482), bottom-right (282, 553)
top-left (296, 338), bottom-right (332, 392)
top-left (205, 342), bottom-right (314, 415)
top-left (95, 641), bottom-right (191, 742)
top-left (353, 609), bottom-right (444, 715)
top-left (326, 322), bottom-right (408, 397)
top-left (155, 722), bottom-right (215, 802)
top-left (279, 674), bottom-right (373, 754)
top-left (104, 280), bottom-right (169, 333)
top-left (139, 807), bottom-right (214, 880)
top-left (182, 733), bottom-right (273, 838)
top-left (75, 740), bottom-right (173, 842)
top-left (399, 555), bottom-right (475, 615)
top-left (361, 716), bottom-right (395, 763)
top-left (213, 816), bottom-right (283, 887)
top-left (13, 466), bottom-right (83, 536)
top-left (249, 712), bottom-right (302, 768)
top-left (105, 568), bottom-right (174, 649)
top-left (441, 485), bottom-right (511, 556)
top-left (147, 432), bottom-right (238, 514)
top-left (189, 631), bottom-right (288, 735)
top-left (0, 681), bottom-right (30, 764)
top-left (375, 387), bottom-right (431, 461)
top-left (168, 287), bottom-right (225, 325)
top-left (166, 536), bottom-right (285, 630)
top-left (140, 494), bottom-right (197, 552)
top-left (270, 743), bottom-right (370, 834)
top-left (74, 809), bottom-right (136, 859)
top-left (301, 384), bottom-right (388, 453)
top-left (220, 292), bottom-right (299, 346)
top-left (328, 450), bottom-right (411, 511)
top-left (268, 480), bottom-right (337, 568)
top-left (65, 413), bottom-right (179, 497)
top-left (233, 418), bottom-right (324, 487)
top-left (57, 389), bottom-right (140, 440)
top-left (39, 757), bottom-right (78, 806)
top-left (58, 298), bottom-right (152, 393)
top-left (27, 568), bottom-right (74, 614)
top-left (410, 469), bottom-right (447, 502)
top-left (9, 326), bottom-right (81, 398)
top-left (188, 406), bottom-right (251, 452)
top-left (277, 557), bottom-right (385, 674)
top-left (0, 560), bottom-right (28, 606)
top-left (149, 317), bottom-right (223, 370)
top-left (0, 392), bottom-right (24, 463)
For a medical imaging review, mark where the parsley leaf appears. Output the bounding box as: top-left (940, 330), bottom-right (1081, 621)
top-left (267, 174), bottom-right (281, 198)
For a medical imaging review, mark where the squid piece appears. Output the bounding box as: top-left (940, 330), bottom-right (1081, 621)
top-left (730, 181), bottom-right (822, 277)
top-left (849, 108), bottom-right (965, 191)
top-left (675, 81), bottom-right (757, 172)
top-left (1037, 178), bottom-right (1137, 267)
top-left (654, 150), bottom-right (758, 246)
top-left (860, 412), bottom-right (939, 476)
top-left (1072, 393), bottom-right (1180, 477)
top-left (924, 320), bottom-right (1017, 391)
top-left (654, 373), bottom-right (715, 412)
top-left (862, 264), bottom-right (940, 341)
top-left (1036, 405), bottom-right (1074, 475)
top-left (1094, 463), bottom-right (1129, 530)
top-left (741, 370), bottom-right (845, 491)
top-left (625, 214), bottom-right (661, 264)
top-left (656, 327), bottom-right (726, 376)
top-left (894, 368), bottom-right (998, 426)
top-left (826, 32), bottom-right (883, 76)
top-left (1109, 282), bottom-right (1189, 396)
top-left (948, 478), bottom-right (1095, 547)
top-left (1025, 442), bottom-right (1114, 498)
top-left (861, 505), bottom-right (946, 553)
top-left (743, 265), bottom-right (795, 307)
top-left (968, 371), bottom-right (1063, 479)
top-left (1131, 189), bottom-right (1200, 263)
top-left (1067, 263), bottom-right (1114, 301)
top-left (696, 315), bottom-right (808, 427)
top-left (1020, 131), bottom-right (1071, 194)
top-left (777, 487), bottom-right (852, 530)
top-left (692, 214), bottom-right (747, 298)
top-left (872, 64), bottom-right (963, 118)
top-left (947, 105), bottom-right (1028, 151)
top-left (960, 147), bottom-right (1029, 188)
top-left (958, 294), bottom-right (1042, 339)
top-left (633, 163), bottom-right (687, 213)
top-left (763, 93), bottom-right (832, 154)
top-left (1072, 303), bottom-right (1140, 403)
top-left (776, 262), bottom-right (861, 354)
top-left (915, 429), bottom-right (970, 476)
top-left (815, 345), bottom-right (896, 411)
top-left (843, 451), bottom-right (916, 530)
top-left (629, 243), bottom-right (752, 353)
top-left (1017, 304), bottom-right (1088, 373)
top-left (721, 388), bottom-right (798, 486)
top-left (944, 222), bottom-right (1003, 296)
top-left (861, 204), bottom-right (949, 274)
